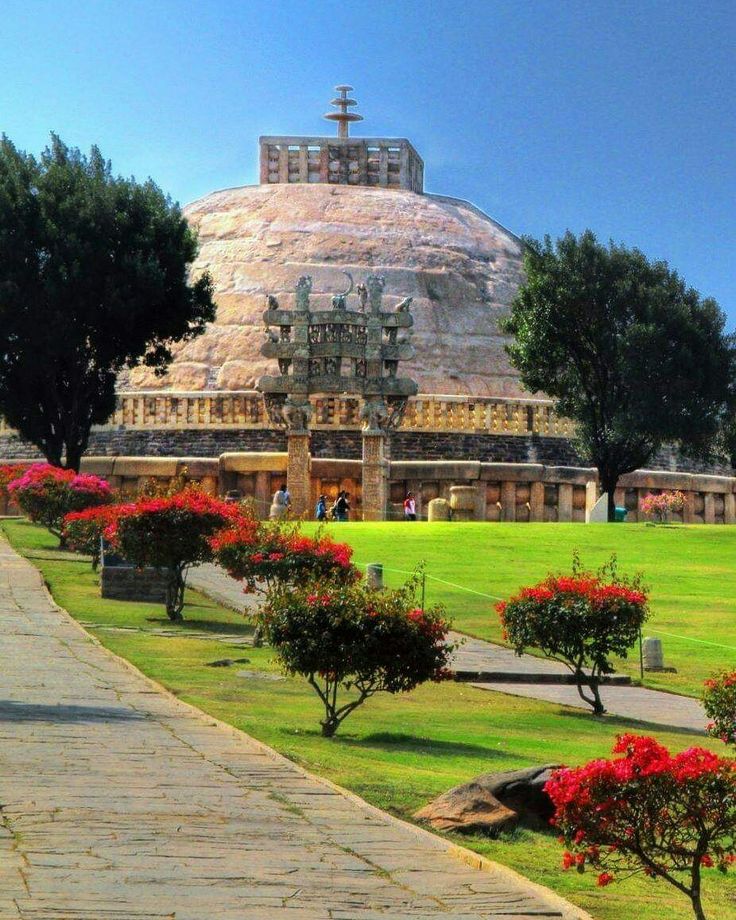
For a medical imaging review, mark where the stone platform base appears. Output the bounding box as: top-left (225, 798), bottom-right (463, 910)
top-left (101, 565), bottom-right (168, 603)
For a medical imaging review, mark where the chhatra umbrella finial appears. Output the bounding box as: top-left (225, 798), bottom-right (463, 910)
top-left (323, 84), bottom-right (364, 138)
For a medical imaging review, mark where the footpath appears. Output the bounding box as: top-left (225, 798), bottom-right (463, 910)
top-left (189, 564), bottom-right (706, 734)
top-left (0, 539), bottom-right (585, 919)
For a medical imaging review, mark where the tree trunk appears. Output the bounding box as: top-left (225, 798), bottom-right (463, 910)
top-left (690, 861), bottom-right (707, 920)
top-left (599, 472), bottom-right (619, 522)
top-left (165, 567), bottom-right (186, 622)
top-left (63, 442), bottom-right (84, 473)
top-left (320, 717), bottom-right (338, 738)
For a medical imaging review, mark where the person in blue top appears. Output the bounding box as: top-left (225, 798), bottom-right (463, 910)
top-left (316, 494), bottom-right (327, 521)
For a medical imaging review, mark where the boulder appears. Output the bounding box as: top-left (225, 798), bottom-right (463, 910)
top-left (473, 764), bottom-right (562, 826)
top-left (413, 782), bottom-right (518, 835)
top-left (414, 764), bottom-right (562, 835)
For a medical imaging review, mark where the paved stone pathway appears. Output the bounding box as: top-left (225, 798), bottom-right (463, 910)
top-left (189, 564), bottom-right (706, 735)
top-left (0, 540), bottom-right (585, 920)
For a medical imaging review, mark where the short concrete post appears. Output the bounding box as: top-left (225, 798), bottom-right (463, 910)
top-left (365, 564), bottom-right (384, 590)
top-left (642, 637), bottom-right (665, 671)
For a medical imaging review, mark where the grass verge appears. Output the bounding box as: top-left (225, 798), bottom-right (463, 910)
top-left (3, 518), bottom-right (735, 920)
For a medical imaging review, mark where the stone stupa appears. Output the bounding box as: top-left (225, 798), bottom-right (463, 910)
top-left (124, 86), bottom-right (525, 399)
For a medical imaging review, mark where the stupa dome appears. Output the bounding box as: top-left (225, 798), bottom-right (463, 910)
top-left (124, 89), bottom-right (526, 398)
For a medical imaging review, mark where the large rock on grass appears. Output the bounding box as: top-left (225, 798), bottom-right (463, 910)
top-left (414, 764), bottom-right (562, 835)
top-left (476, 764), bottom-right (562, 826)
top-left (414, 782), bottom-right (518, 835)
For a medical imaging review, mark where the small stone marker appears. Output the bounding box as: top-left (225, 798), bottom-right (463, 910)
top-left (586, 493), bottom-right (609, 523)
top-left (365, 563), bottom-right (383, 590)
top-left (642, 637), bottom-right (665, 671)
top-left (427, 497), bottom-right (450, 522)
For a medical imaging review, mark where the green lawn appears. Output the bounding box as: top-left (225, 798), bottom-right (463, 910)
top-left (299, 521), bottom-right (736, 697)
top-left (3, 518), bottom-right (735, 920)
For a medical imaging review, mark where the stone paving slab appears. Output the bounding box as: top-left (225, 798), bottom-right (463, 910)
top-left (0, 542), bottom-right (586, 920)
top-left (188, 564), bottom-right (706, 734)
top-left (471, 682), bottom-right (706, 733)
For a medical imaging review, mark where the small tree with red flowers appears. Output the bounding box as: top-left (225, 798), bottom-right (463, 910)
top-left (703, 671), bottom-right (736, 747)
top-left (497, 556), bottom-right (648, 715)
top-left (262, 576), bottom-right (453, 736)
top-left (8, 463), bottom-right (113, 544)
top-left (546, 734), bottom-right (736, 920)
top-left (211, 521), bottom-right (359, 594)
top-left (63, 505), bottom-right (128, 570)
top-left (104, 490), bottom-right (240, 621)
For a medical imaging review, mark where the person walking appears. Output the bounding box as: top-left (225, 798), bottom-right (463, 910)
top-left (315, 494), bottom-right (328, 522)
top-left (403, 491), bottom-right (417, 521)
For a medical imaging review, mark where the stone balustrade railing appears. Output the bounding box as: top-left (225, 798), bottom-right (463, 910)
top-left (0, 391), bottom-right (575, 438)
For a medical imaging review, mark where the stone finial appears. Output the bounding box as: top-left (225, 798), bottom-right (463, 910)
top-left (365, 274), bottom-right (385, 314)
top-left (323, 84), bottom-right (364, 138)
top-left (295, 275), bottom-right (312, 311)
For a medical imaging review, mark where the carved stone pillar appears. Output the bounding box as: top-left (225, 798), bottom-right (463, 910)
top-left (361, 430), bottom-right (388, 521)
top-left (282, 396), bottom-right (312, 519)
top-left (286, 431), bottom-right (311, 518)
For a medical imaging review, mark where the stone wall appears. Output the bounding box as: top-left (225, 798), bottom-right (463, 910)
top-left (2, 453), bottom-right (732, 525)
top-left (0, 427), bottom-right (728, 477)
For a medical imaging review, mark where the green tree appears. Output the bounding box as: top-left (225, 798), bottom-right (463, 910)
top-left (0, 134), bottom-right (215, 470)
top-left (503, 231), bottom-right (736, 520)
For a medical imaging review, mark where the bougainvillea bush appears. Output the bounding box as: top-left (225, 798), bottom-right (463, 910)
top-left (104, 489), bottom-right (241, 621)
top-left (63, 505), bottom-right (128, 570)
top-left (703, 671), bottom-right (736, 746)
top-left (497, 557), bottom-right (648, 714)
top-left (640, 490), bottom-right (686, 523)
top-left (0, 464), bottom-right (28, 504)
top-left (8, 463), bottom-right (112, 543)
top-left (546, 735), bottom-right (736, 920)
top-left (211, 521), bottom-right (359, 594)
top-left (261, 577), bottom-right (454, 736)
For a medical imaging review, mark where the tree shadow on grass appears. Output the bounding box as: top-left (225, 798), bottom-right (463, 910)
top-left (556, 706), bottom-right (705, 738)
top-left (143, 616), bottom-right (254, 636)
top-left (336, 731), bottom-right (512, 760)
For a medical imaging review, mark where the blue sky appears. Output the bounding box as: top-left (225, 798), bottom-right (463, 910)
top-left (2, 0), bottom-right (734, 319)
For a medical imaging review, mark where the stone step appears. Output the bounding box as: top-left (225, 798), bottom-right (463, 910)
top-left (453, 669), bottom-right (631, 686)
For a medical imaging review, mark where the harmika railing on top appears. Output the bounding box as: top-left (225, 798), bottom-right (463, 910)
top-left (0, 391), bottom-right (575, 438)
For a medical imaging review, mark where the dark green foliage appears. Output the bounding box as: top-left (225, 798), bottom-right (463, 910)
top-left (262, 577), bottom-right (453, 736)
top-left (0, 134), bottom-right (215, 469)
top-left (502, 231), bottom-right (736, 519)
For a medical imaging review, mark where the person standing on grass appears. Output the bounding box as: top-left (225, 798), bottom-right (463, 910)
top-left (335, 490), bottom-right (350, 522)
top-left (273, 483), bottom-right (290, 515)
top-left (403, 491), bottom-right (417, 521)
top-left (315, 494), bottom-right (328, 522)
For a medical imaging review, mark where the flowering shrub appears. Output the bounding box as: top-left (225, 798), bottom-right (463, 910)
top-left (8, 463), bottom-right (113, 543)
top-left (497, 556), bottom-right (648, 714)
top-left (0, 464), bottom-right (29, 503)
top-left (262, 576), bottom-right (454, 736)
top-left (640, 490), bottom-right (686, 523)
top-left (211, 521), bottom-right (359, 594)
top-left (546, 735), bottom-right (736, 920)
top-left (63, 505), bottom-right (128, 570)
top-left (104, 489), bottom-right (241, 621)
top-left (703, 671), bottom-right (736, 746)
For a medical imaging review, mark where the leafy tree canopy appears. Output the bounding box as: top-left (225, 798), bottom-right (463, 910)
top-left (502, 231), bottom-right (736, 518)
top-left (0, 134), bottom-right (215, 469)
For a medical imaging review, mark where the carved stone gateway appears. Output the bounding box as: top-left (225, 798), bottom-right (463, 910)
top-left (257, 274), bottom-right (418, 519)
